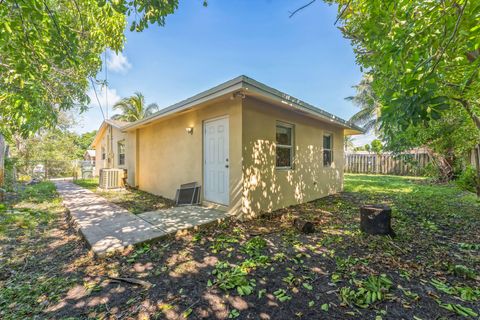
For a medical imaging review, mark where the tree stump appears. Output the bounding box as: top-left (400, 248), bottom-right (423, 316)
top-left (360, 205), bottom-right (395, 237)
top-left (293, 218), bottom-right (315, 234)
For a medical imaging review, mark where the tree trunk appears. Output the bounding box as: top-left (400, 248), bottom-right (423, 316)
top-left (452, 94), bottom-right (480, 197)
top-left (0, 134), bottom-right (4, 188)
top-left (360, 205), bottom-right (395, 237)
top-left (475, 144), bottom-right (480, 197)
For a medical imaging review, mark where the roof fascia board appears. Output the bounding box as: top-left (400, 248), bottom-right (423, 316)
top-left (105, 119), bottom-right (125, 129)
top-left (120, 75), bottom-right (364, 133)
top-left (122, 77), bottom-right (245, 131)
top-left (242, 77), bottom-right (364, 133)
top-left (90, 122), bottom-right (108, 148)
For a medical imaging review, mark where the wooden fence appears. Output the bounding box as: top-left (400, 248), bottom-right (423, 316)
top-left (344, 152), bottom-right (431, 176)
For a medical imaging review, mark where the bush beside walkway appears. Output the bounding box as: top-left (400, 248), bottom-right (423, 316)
top-left (74, 178), bottom-right (174, 214)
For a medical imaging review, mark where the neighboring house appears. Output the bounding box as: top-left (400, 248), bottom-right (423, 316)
top-left (91, 119), bottom-right (129, 177)
top-left (92, 76), bottom-right (363, 219)
top-left (83, 150), bottom-right (96, 163)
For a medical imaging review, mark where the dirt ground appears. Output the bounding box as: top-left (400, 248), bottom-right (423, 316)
top-left (1, 175), bottom-right (479, 319)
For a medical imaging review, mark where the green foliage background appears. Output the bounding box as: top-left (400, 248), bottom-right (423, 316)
top-left (0, 0), bottom-right (180, 139)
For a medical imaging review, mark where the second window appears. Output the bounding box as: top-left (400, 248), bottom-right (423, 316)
top-left (276, 122), bottom-right (294, 169)
top-left (118, 141), bottom-right (126, 166)
top-left (323, 133), bottom-right (333, 167)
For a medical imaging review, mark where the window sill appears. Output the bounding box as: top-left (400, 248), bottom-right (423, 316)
top-left (276, 167), bottom-right (294, 171)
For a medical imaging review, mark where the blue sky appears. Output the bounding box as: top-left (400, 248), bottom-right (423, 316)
top-left (75, 0), bottom-right (374, 145)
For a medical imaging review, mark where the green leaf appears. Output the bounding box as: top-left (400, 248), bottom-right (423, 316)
top-left (183, 308), bottom-right (193, 318)
top-left (4, 22), bottom-right (12, 33)
top-left (302, 283), bottom-right (313, 291)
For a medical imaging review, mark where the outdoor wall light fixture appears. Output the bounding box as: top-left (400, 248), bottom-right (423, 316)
top-left (231, 91), bottom-right (246, 100)
top-left (186, 127), bottom-right (194, 135)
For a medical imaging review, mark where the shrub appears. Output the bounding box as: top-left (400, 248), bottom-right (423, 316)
top-left (423, 162), bottom-right (442, 180)
top-left (456, 166), bottom-right (478, 193)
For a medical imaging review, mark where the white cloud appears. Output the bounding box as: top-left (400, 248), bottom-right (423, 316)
top-left (106, 51), bottom-right (132, 74)
top-left (352, 131), bottom-right (377, 147)
top-left (87, 85), bottom-right (121, 117)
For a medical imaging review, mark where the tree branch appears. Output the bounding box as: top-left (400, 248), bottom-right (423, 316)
top-left (289, 0), bottom-right (316, 18)
top-left (334, 0), bottom-right (352, 25)
top-left (452, 98), bottom-right (480, 130)
top-left (427, 0), bottom-right (467, 78)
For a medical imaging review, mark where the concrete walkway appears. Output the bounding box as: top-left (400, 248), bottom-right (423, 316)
top-left (54, 181), bottom-right (228, 255)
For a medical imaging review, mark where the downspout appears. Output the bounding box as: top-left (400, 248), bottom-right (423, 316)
top-left (108, 125), bottom-right (114, 168)
top-left (135, 129), bottom-right (140, 187)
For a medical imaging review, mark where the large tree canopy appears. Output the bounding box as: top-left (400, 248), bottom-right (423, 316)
top-left (320, 0), bottom-right (480, 192)
top-left (326, 0), bottom-right (480, 135)
top-left (0, 0), bottom-right (181, 139)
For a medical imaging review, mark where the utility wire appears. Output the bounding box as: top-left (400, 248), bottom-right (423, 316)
top-left (90, 77), bottom-right (105, 120)
top-left (105, 50), bottom-right (109, 119)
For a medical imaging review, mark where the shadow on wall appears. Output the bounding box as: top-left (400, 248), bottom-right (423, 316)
top-left (240, 139), bottom-right (342, 220)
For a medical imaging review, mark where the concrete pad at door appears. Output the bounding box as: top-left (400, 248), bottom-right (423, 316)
top-left (138, 206), bottom-right (229, 234)
top-left (55, 181), bottom-right (228, 255)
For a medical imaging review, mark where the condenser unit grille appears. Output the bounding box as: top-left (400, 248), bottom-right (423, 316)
top-left (99, 169), bottom-right (125, 189)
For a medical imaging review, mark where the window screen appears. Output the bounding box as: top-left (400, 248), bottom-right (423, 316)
top-left (276, 123), bottom-right (294, 168)
top-left (323, 134), bottom-right (333, 167)
top-left (118, 141), bottom-right (125, 165)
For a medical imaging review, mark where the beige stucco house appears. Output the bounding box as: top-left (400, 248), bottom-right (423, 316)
top-left (92, 76), bottom-right (363, 219)
top-left (91, 119), bottom-right (129, 177)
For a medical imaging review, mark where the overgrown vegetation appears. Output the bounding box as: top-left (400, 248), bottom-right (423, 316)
top-left (4, 113), bottom-right (98, 187)
top-left (1, 175), bottom-right (479, 319)
top-left (322, 0), bottom-right (480, 193)
top-left (74, 178), bottom-right (174, 214)
top-left (0, 182), bottom-right (78, 319)
top-left (0, 0), bottom-right (181, 138)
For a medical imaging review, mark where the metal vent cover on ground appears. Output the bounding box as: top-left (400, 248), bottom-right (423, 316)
top-left (175, 182), bottom-right (201, 206)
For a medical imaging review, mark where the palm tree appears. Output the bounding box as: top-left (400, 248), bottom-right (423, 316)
top-left (344, 136), bottom-right (355, 151)
top-left (112, 92), bottom-right (159, 122)
top-left (346, 74), bottom-right (382, 133)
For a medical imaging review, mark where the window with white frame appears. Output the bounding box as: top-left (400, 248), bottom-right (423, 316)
top-left (101, 147), bottom-right (106, 160)
top-left (118, 141), bottom-right (125, 166)
top-left (276, 122), bottom-right (294, 169)
top-left (323, 133), bottom-right (333, 167)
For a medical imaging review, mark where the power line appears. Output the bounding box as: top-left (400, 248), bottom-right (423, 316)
top-left (105, 50), bottom-right (109, 119)
top-left (90, 77), bottom-right (105, 120)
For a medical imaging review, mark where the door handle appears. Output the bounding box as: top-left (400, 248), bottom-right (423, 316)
top-left (225, 165), bottom-right (229, 168)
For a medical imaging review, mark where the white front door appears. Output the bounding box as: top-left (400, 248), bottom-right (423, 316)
top-left (204, 116), bottom-right (229, 205)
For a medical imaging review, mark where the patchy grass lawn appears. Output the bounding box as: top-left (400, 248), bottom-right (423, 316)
top-left (1, 175), bottom-right (479, 319)
top-left (0, 182), bottom-right (84, 319)
top-left (74, 178), bottom-right (174, 214)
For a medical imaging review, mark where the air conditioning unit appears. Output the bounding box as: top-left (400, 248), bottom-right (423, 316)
top-left (99, 168), bottom-right (125, 189)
